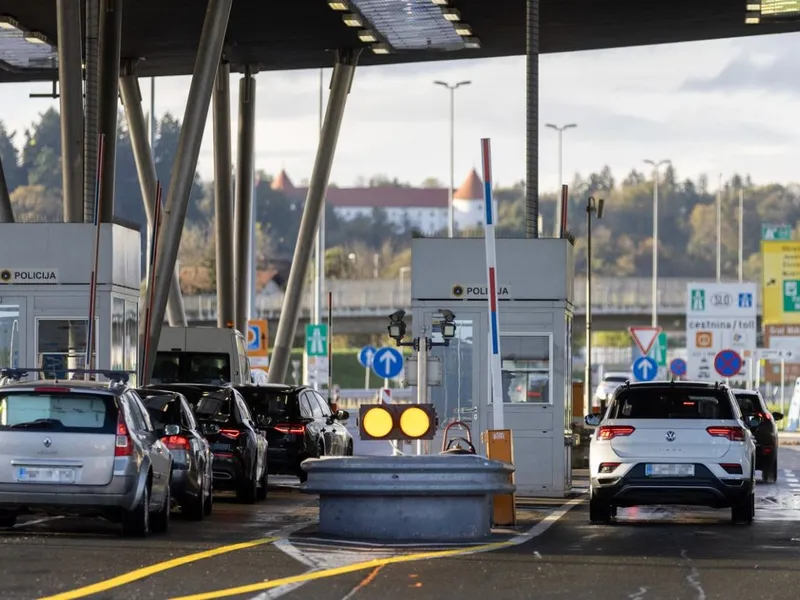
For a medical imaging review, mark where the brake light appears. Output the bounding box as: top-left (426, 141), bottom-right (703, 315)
top-left (162, 435), bottom-right (191, 451)
top-left (759, 412), bottom-right (773, 421)
top-left (115, 414), bottom-right (133, 457)
top-left (720, 463), bottom-right (743, 474)
top-left (599, 462), bottom-right (620, 473)
top-left (706, 426), bottom-right (746, 441)
top-left (34, 387), bottom-right (71, 393)
top-left (274, 424), bottom-right (306, 435)
top-left (219, 429), bottom-right (241, 439)
top-left (596, 425), bottom-right (635, 440)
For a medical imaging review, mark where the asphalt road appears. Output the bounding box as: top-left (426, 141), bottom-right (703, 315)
top-left (4, 449), bottom-right (800, 600)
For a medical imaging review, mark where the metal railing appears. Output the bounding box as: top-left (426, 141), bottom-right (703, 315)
top-left (182, 277), bottom-right (757, 320)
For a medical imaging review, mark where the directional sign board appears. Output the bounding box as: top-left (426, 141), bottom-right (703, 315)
top-left (305, 324), bottom-right (328, 357)
top-left (371, 346), bottom-right (404, 380)
top-left (762, 241), bottom-right (800, 324)
top-left (670, 358), bottom-right (687, 377)
top-left (762, 224), bottom-right (793, 241)
top-left (633, 356), bottom-right (658, 382)
top-left (714, 349), bottom-right (742, 378)
top-left (629, 327), bottom-right (661, 355)
top-left (358, 345), bottom-right (376, 368)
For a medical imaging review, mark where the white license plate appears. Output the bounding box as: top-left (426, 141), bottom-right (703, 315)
top-left (16, 467), bottom-right (76, 484)
top-left (645, 463), bottom-right (695, 477)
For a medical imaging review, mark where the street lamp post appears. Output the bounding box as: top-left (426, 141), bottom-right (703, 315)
top-left (644, 159), bottom-right (670, 328)
top-left (717, 173), bottom-right (723, 282)
top-left (585, 195), bottom-right (605, 416)
top-left (546, 123), bottom-right (577, 237)
top-left (434, 80), bottom-right (471, 238)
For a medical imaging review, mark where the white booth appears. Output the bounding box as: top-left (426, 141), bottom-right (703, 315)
top-left (410, 238), bottom-right (575, 497)
top-left (0, 223), bottom-right (141, 380)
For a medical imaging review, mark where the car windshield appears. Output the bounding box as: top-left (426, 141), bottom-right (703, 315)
top-left (0, 392), bottom-right (117, 433)
top-left (734, 393), bottom-right (762, 416)
top-left (193, 391), bottom-right (232, 422)
top-left (152, 352), bottom-right (231, 385)
top-left (142, 395), bottom-right (182, 431)
top-left (608, 388), bottom-right (735, 420)
top-left (236, 387), bottom-right (294, 423)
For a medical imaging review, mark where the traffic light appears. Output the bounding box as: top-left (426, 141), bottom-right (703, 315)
top-left (358, 403), bottom-right (437, 441)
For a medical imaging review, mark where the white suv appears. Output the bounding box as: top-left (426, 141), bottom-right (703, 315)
top-left (585, 380), bottom-right (757, 525)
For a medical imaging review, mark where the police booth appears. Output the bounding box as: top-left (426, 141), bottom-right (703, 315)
top-left (410, 238), bottom-right (575, 497)
top-left (0, 223), bottom-right (141, 380)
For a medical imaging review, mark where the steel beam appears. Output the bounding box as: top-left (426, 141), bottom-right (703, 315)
top-left (234, 67), bottom-right (256, 335)
top-left (212, 61), bottom-right (235, 328)
top-left (97, 0), bottom-right (122, 221)
top-left (267, 48), bottom-right (360, 384)
top-left (57, 0), bottom-right (84, 222)
top-left (0, 154), bottom-right (12, 222)
top-left (144, 0), bottom-right (233, 383)
top-left (525, 0), bottom-right (540, 238)
top-left (83, 0), bottom-right (99, 223)
top-left (119, 71), bottom-right (188, 327)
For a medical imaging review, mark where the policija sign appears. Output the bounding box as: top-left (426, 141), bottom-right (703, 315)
top-left (0, 269), bottom-right (60, 284)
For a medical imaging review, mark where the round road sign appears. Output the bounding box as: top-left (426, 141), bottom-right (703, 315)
top-left (670, 358), bottom-right (687, 377)
top-left (714, 349), bottom-right (742, 378)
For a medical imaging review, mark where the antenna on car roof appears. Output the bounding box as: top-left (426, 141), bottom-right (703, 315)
top-left (624, 379), bottom-right (631, 389)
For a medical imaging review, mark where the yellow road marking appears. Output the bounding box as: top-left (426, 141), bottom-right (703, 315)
top-left (38, 537), bottom-right (278, 600)
top-left (169, 540), bottom-right (514, 600)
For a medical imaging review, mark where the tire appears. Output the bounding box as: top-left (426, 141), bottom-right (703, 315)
top-left (731, 492), bottom-right (754, 525)
top-left (151, 483), bottom-right (171, 534)
top-left (256, 461), bottom-right (268, 501)
top-left (122, 483), bottom-right (150, 537)
top-left (184, 475), bottom-right (206, 521)
top-left (589, 492), bottom-right (613, 524)
top-left (345, 441), bottom-right (354, 457)
top-left (0, 513), bottom-right (16, 528)
top-left (762, 457), bottom-right (778, 484)
top-left (203, 482), bottom-right (214, 517)
top-left (298, 469), bottom-right (308, 483)
top-left (236, 466), bottom-right (258, 504)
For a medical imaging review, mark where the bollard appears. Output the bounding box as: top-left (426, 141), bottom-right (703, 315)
top-left (302, 455), bottom-right (515, 542)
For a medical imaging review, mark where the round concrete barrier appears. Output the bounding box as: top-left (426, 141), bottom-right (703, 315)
top-left (301, 454), bottom-right (515, 542)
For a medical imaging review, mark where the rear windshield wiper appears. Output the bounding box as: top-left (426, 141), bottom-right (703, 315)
top-left (10, 418), bottom-right (64, 429)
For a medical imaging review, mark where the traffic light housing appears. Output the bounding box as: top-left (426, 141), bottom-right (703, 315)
top-left (359, 403), bottom-right (438, 441)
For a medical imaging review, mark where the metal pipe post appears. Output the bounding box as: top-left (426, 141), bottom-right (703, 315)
top-left (145, 0), bottom-right (233, 380)
top-left (313, 68), bottom-right (325, 325)
top-left (525, 0), bottom-right (540, 238)
top-left (738, 187), bottom-right (744, 283)
top-left (716, 174), bottom-right (722, 282)
top-left (448, 87), bottom-right (455, 237)
top-left (652, 169), bottom-right (659, 327)
top-left (416, 333), bottom-right (429, 456)
top-left (57, 0), bottom-right (84, 222)
top-left (267, 49), bottom-right (361, 383)
top-left (0, 154), bottom-right (13, 222)
top-left (119, 72), bottom-right (187, 326)
top-left (585, 204), bottom-right (592, 416)
top-left (83, 0), bottom-right (100, 223)
top-left (97, 0), bottom-right (123, 221)
top-left (212, 61), bottom-right (235, 328)
top-left (234, 67), bottom-right (256, 335)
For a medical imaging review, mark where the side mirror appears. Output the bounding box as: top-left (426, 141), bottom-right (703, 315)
top-left (584, 414), bottom-right (602, 427)
top-left (336, 409), bottom-right (350, 421)
top-left (772, 412), bottom-right (785, 421)
top-left (202, 422), bottom-right (221, 436)
top-left (745, 415), bottom-right (762, 428)
top-left (164, 424), bottom-right (181, 437)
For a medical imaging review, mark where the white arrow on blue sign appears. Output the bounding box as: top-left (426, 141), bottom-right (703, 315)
top-left (371, 347), bottom-right (404, 380)
top-left (358, 345), bottom-right (377, 368)
top-left (633, 356), bottom-right (658, 382)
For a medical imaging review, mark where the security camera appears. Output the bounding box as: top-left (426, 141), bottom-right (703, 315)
top-left (389, 309), bottom-right (406, 323)
top-left (440, 309), bottom-right (455, 322)
top-left (388, 309), bottom-right (407, 342)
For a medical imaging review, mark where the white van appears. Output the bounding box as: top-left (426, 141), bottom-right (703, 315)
top-left (152, 327), bottom-right (252, 385)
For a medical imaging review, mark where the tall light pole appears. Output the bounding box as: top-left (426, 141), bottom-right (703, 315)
top-left (717, 173), bottom-right (723, 282)
top-left (738, 186), bottom-right (744, 283)
top-left (546, 123), bottom-right (577, 238)
top-left (434, 80), bottom-right (471, 237)
top-left (585, 195), bottom-right (604, 416)
top-left (644, 159), bottom-right (670, 327)
top-left (313, 69), bottom-right (325, 327)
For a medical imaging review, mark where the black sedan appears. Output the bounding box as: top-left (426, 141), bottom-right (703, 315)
top-left (234, 384), bottom-right (353, 483)
top-left (137, 388), bottom-right (214, 519)
top-left (733, 388), bottom-right (783, 483)
top-left (147, 384), bottom-right (268, 503)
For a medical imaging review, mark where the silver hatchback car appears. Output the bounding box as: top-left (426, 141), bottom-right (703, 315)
top-left (0, 369), bottom-right (173, 537)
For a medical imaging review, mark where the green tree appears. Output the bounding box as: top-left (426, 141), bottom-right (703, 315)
top-left (0, 121), bottom-right (25, 193)
top-left (23, 108), bottom-right (61, 190)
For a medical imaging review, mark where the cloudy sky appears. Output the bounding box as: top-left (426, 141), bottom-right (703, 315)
top-left (0, 30), bottom-right (798, 193)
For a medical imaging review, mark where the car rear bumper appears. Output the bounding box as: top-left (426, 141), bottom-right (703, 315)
top-left (0, 475), bottom-right (142, 514)
top-left (210, 454), bottom-right (246, 489)
top-left (591, 463), bottom-right (753, 509)
top-left (267, 447), bottom-right (307, 475)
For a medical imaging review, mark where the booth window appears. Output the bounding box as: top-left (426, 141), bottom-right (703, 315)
top-left (111, 298), bottom-right (125, 371)
top-left (124, 300), bottom-right (138, 377)
top-left (0, 304), bottom-right (20, 369)
top-left (565, 314), bottom-right (573, 428)
top-left (36, 319), bottom-right (92, 378)
top-left (499, 335), bottom-right (551, 404)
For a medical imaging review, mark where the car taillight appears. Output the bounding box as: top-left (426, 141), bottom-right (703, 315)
top-left (596, 425), bottom-right (635, 440)
top-left (162, 435), bottom-right (191, 450)
top-left (720, 463), bottom-right (743, 474)
top-left (706, 426), bottom-right (746, 441)
top-left (759, 412), bottom-right (773, 421)
top-left (115, 415), bottom-right (133, 457)
top-left (219, 429), bottom-right (241, 439)
top-left (599, 462), bottom-right (620, 473)
top-left (274, 424), bottom-right (306, 435)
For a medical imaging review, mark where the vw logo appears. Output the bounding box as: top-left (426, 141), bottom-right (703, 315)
top-left (665, 431), bottom-right (676, 442)
top-left (43, 438), bottom-right (52, 448)
top-left (711, 293), bottom-right (731, 307)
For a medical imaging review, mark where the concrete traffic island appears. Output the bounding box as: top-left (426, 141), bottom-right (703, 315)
top-left (301, 455), bottom-right (515, 542)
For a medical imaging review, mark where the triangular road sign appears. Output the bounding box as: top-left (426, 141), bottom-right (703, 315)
top-left (629, 326), bottom-right (662, 355)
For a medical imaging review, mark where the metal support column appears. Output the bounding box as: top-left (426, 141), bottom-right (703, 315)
top-left (213, 61), bottom-right (235, 328)
top-left (57, 0), bottom-right (84, 222)
top-left (234, 66), bottom-right (256, 335)
top-left (97, 0), bottom-right (122, 221)
top-left (268, 48), bottom-right (361, 384)
top-left (119, 70), bottom-right (188, 326)
top-left (525, 0), bottom-right (540, 238)
top-left (144, 0), bottom-right (233, 382)
top-left (0, 155), bottom-right (13, 222)
top-left (83, 0), bottom-right (100, 222)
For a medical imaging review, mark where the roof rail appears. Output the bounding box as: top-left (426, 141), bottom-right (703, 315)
top-left (0, 368), bottom-right (133, 384)
top-left (624, 379), bottom-right (631, 389)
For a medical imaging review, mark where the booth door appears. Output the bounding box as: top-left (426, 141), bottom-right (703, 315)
top-left (35, 317), bottom-right (95, 379)
top-left (0, 298), bottom-right (26, 370)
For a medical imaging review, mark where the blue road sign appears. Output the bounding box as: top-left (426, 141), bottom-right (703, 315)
top-left (246, 324), bottom-right (260, 352)
top-left (358, 345), bottom-right (377, 368)
top-left (714, 349), bottom-right (742, 377)
top-left (670, 358), bottom-right (687, 377)
top-left (738, 293), bottom-right (753, 308)
top-left (371, 347), bottom-right (404, 380)
top-left (632, 356), bottom-right (658, 382)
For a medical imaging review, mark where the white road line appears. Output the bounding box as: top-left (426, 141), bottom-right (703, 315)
top-left (681, 549), bottom-right (706, 600)
top-left (628, 587), bottom-right (648, 600)
top-left (12, 516), bottom-right (63, 529)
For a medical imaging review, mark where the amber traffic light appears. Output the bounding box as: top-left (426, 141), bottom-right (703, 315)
top-left (358, 403), bottom-right (437, 441)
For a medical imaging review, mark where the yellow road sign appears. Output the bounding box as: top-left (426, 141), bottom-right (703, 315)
top-left (762, 240), bottom-right (800, 324)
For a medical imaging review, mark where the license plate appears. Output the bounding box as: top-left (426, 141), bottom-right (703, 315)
top-left (645, 464), bottom-right (695, 477)
top-left (16, 467), bottom-right (76, 484)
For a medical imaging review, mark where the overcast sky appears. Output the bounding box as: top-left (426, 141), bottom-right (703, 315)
top-left (1, 30), bottom-right (798, 193)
